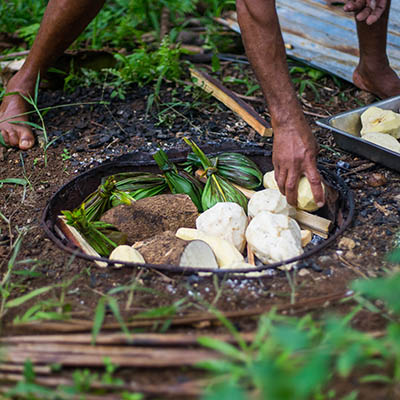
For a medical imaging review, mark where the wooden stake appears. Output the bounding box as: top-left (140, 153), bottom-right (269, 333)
top-left (294, 210), bottom-right (331, 238)
top-left (190, 68), bottom-right (273, 137)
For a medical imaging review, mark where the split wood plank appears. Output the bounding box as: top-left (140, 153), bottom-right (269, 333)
top-left (190, 68), bottom-right (273, 137)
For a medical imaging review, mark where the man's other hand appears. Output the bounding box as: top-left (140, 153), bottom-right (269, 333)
top-left (272, 122), bottom-right (325, 208)
top-left (344, 0), bottom-right (387, 25)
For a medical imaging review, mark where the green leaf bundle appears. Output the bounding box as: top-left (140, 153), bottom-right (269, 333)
top-left (186, 151), bottom-right (263, 189)
top-left (109, 172), bottom-right (168, 206)
top-left (183, 139), bottom-right (248, 212)
top-left (80, 176), bottom-right (132, 222)
top-left (62, 206), bottom-right (126, 257)
top-left (153, 148), bottom-right (203, 211)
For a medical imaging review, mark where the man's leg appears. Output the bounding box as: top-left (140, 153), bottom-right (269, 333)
top-left (353, 0), bottom-right (400, 98)
top-left (0, 0), bottom-right (105, 150)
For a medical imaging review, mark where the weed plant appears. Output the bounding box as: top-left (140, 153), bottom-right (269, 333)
top-left (199, 266), bottom-right (400, 400)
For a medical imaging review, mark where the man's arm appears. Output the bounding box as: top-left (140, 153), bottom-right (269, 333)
top-left (236, 0), bottom-right (325, 208)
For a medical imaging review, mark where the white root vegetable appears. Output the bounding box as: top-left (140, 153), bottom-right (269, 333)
top-left (245, 211), bottom-right (303, 269)
top-left (263, 170), bottom-right (325, 212)
top-left (360, 106), bottom-right (400, 139)
top-left (362, 132), bottom-right (400, 153)
top-left (176, 228), bottom-right (244, 268)
top-left (179, 240), bottom-right (219, 269)
top-left (196, 202), bottom-right (248, 252)
top-left (109, 245), bottom-right (145, 267)
top-left (248, 188), bottom-right (295, 217)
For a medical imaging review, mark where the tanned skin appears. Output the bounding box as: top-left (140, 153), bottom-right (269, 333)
top-left (1, 0), bottom-right (400, 205)
top-left (236, 0), bottom-right (400, 205)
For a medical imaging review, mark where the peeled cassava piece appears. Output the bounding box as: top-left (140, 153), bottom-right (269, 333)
top-left (245, 211), bottom-right (303, 268)
top-left (109, 245), bottom-right (145, 267)
top-left (176, 228), bottom-right (244, 268)
top-left (133, 231), bottom-right (218, 268)
top-left (101, 194), bottom-right (199, 244)
top-left (362, 132), bottom-right (400, 153)
top-left (360, 106), bottom-right (400, 139)
top-left (196, 202), bottom-right (248, 252)
top-left (248, 188), bottom-right (295, 218)
top-left (263, 171), bottom-right (325, 212)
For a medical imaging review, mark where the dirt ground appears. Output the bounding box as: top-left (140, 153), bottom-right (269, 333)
top-left (0, 61), bottom-right (399, 398)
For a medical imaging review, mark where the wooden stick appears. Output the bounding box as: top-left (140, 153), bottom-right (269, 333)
top-left (247, 216), bottom-right (255, 265)
top-left (294, 210), bottom-right (331, 238)
top-left (190, 68), bottom-right (273, 137)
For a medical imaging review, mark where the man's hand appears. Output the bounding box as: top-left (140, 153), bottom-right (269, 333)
top-left (343, 0), bottom-right (387, 25)
top-left (272, 121), bottom-right (325, 208)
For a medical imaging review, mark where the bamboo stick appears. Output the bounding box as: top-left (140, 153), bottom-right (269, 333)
top-left (9, 291), bottom-right (352, 334)
top-left (3, 345), bottom-right (219, 368)
top-left (0, 332), bottom-right (255, 346)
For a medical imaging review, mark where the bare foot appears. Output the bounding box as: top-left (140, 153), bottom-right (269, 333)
top-left (0, 76), bottom-right (35, 150)
top-left (353, 63), bottom-right (400, 99)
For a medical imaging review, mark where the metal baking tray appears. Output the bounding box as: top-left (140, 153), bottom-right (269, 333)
top-left (316, 95), bottom-right (400, 172)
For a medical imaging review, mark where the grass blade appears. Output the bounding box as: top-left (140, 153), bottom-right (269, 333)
top-left (5, 285), bottom-right (53, 308)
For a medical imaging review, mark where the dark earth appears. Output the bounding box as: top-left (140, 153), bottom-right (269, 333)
top-left (0, 58), bottom-right (399, 398)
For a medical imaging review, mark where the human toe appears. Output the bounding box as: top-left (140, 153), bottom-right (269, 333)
top-left (7, 129), bottom-right (21, 147)
top-left (19, 129), bottom-right (35, 150)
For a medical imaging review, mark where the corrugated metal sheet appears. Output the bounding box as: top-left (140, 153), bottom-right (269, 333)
top-left (216, 0), bottom-right (400, 82)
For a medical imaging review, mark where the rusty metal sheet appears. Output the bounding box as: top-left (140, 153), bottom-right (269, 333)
top-left (216, 0), bottom-right (400, 82)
